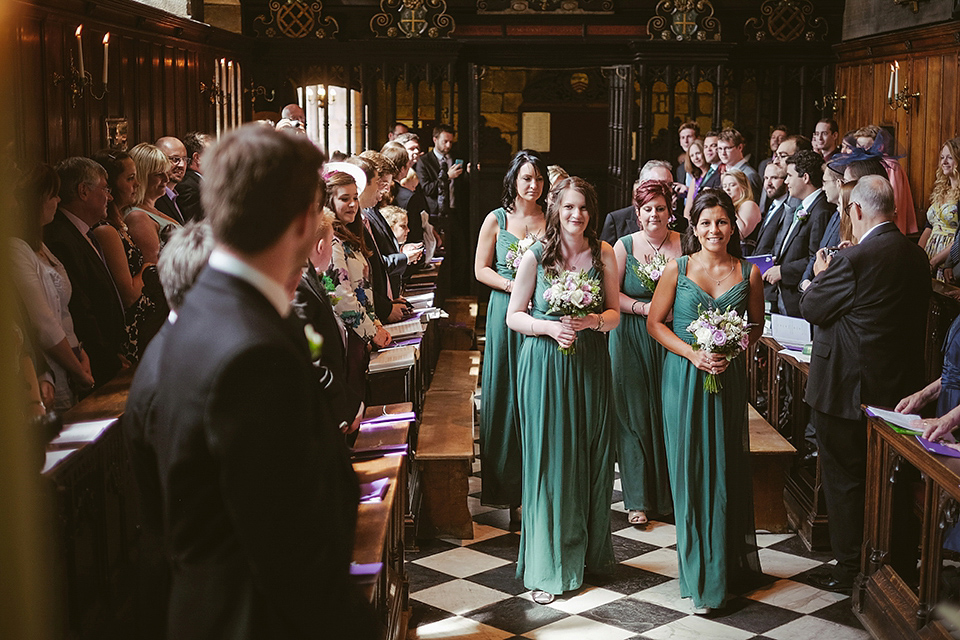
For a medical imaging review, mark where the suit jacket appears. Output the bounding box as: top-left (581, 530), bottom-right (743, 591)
top-left (735, 162), bottom-right (762, 203)
top-left (122, 267), bottom-right (376, 640)
top-left (755, 199), bottom-right (793, 304)
top-left (365, 206), bottom-right (407, 296)
top-left (802, 210), bottom-right (842, 282)
top-left (361, 223), bottom-right (393, 322)
top-left (43, 210), bottom-right (125, 386)
top-left (393, 182), bottom-right (426, 243)
top-left (414, 151), bottom-right (464, 223)
top-left (801, 223), bottom-right (930, 420)
top-left (175, 169), bottom-right (204, 222)
top-left (600, 205), bottom-right (639, 246)
top-left (701, 165), bottom-right (723, 190)
top-left (156, 191), bottom-right (185, 225)
top-left (776, 191), bottom-right (832, 316)
top-left (293, 264), bottom-right (364, 429)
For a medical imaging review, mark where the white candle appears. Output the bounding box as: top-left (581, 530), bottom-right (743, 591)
top-left (234, 62), bottom-right (241, 125)
top-left (102, 33), bottom-right (109, 86)
top-left (75, 25), bottom-right (85, 79)
top-left (888, 63), bottom-right (894, 100)
top-left (215, 59), bottom-right (222, 137)
top-left (227, 61), bottom-right (234, 128)
top-left (895, 60), bottom-right (900, 94)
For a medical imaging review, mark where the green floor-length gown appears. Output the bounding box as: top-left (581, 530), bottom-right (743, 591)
top-left (609, 236), bottom-right (672, 516)
top-left (516, 242), bottom-right (616, 595)
top-left (662, 255), bottom-right (761, 609)
top-left (479, 208), bottom-right (523, 507)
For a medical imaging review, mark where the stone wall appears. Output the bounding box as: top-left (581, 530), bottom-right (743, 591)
top-left (131, 0), bottom-right (190, 18)
top-left (480, 67), bottom-right (533, 156)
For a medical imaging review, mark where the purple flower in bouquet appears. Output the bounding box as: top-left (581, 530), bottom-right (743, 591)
top-left (632, 252), bottom-right (670, 293)
top-left (686, 304), bottom-right (753, 393)
top-left (543, 268), bottom-right (603, 355)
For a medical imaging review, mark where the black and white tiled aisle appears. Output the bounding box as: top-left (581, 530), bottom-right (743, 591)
top-left (404, 456), bottom-right (872, 639)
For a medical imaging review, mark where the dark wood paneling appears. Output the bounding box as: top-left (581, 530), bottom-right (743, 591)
top-left (13, 0), bottom-right (246, 165)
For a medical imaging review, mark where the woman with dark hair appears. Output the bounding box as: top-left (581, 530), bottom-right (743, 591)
top-left (610, 180), bottom-right (681, 527)
top-left (91, 150), bottom-right (166, 361)
top-left (648, 188), bottom-right (764, 614)
top-left (10, 164), bottom-right (94, 411)
top-left (474, 149), bottom-right (548, 518)
top-left (506, 176), bottom-right (620, 604)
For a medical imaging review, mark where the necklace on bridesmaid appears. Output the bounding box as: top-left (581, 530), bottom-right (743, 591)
top-left (694, 254), bottom-right (737, 286)
top-left (643, 231), bottom-right (668, 256)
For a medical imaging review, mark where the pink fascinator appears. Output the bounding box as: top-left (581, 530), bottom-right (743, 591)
top-left (322, 162), bottom-right (367, 194)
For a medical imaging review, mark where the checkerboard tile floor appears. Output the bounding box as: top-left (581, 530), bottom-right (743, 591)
top-left (406, 460), bottom-right (871, 639)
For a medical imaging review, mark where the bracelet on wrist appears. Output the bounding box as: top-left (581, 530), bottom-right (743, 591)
top-left (595, 313), bottom-right (605, 332)
top-left (631, 300), bottom-right (639, 315)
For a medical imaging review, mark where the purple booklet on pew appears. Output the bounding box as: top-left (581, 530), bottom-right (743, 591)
top-left (362, 411), bottom-right (416, 425)
top-left (746, 254), bottom-right (774, 275)
top-left (349, 562), bottom-right (383, 583)
top-left (916, 436), bottom-right (960, 458)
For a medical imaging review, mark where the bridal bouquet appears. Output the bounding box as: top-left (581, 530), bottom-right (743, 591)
top-left (632, 252), bottom-right (668, 292)
top-left (504, 236), bottom-right (537, 277)
top-left (544, 269), bottom-right (602, 355)
top-left (686, 305), bottom-right (752, 393)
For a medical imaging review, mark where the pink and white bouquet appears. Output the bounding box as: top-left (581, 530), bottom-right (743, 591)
top-left (686, 304), bottom-right (752, 393)
top-left (632, 252), bottom-right (669, 292)
top-left (504, 236), bottom-right (537, 277)
top-left (544, 269), bottom-right (602, 355)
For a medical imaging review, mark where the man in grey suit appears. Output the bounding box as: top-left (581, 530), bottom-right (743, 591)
top-left (801, 175), bottom-right (930, 592)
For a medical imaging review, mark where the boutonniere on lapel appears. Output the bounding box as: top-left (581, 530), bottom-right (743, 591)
top-left (303, 323), bottom-right (324, 361)
top-left (795, 208), bottom-right (810, 223)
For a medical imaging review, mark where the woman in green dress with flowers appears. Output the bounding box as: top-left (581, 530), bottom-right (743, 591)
top-left (648, 188), bottom-right (764, 614)
top-left (610, 180), bottom-right (682, 526)
top-left (506, 177), bottom-right (620, 604)
top-left (474, 150), bottom-right (548, 515)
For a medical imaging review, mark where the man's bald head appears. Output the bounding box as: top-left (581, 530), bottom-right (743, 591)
top-left (156, 136), bottom-right (187, 183)
top-left (849, 175), bottom-right (895, 240)
top-left (282, 103), bottom-right (306, 124)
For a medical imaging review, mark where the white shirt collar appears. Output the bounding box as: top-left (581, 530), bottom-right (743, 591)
top-left (60, 207), bottom-right (90, 235)
top-left (799, 188), bottom-right (822, 212)
top-left (433, 148), bottom-right (447, 163)
top-left (208, 248), bottom-right (292, 317)
top-left (858, 220), bottom-right (893, 244)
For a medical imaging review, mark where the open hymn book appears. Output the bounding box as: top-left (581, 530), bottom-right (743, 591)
top-left (368, 345), bottom-right (418, 373)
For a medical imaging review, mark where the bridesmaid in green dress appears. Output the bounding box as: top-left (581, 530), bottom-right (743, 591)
top-left (506, 177), bottom-right (620, 604)
top-left (648, 188), bottom-right (764, 614)
top-left (611, 180), bottom-right (682, 526)
top-left (474, 150), bottom-right (548, 516)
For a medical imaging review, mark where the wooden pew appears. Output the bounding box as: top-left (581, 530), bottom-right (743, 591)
top-left (748, 404), bottom-right (797, 533)
top-left (415, 350), bottom-right (480, 539)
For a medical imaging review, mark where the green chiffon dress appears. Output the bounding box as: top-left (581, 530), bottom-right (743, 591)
top-left (662, 255), bottom-right (761, 609)
top-left (515, 242), bottom-right (616, 595)
top-left (479, 208), bottom-right (523, 507)
top-left (609, 236), bottom-right (672, 516)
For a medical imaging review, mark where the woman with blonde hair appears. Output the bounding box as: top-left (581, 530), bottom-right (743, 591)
top-left (919, 137), bottom-right (960, 280)
top-left (125, 143), bottom-right (182, 263)
top-left (720, 168), bottom-right (762, 252)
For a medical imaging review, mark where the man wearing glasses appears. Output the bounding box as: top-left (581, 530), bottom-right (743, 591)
top-left (156, 136), bottom-right (188, 224)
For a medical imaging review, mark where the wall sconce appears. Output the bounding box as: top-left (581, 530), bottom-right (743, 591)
top-left (815, 91), bottom-right (847, 114)
top-left (53, 26), bottom-right (109, 106)
top-left (243, 81), bottom-right (276, 105)
top-left (892, 0), bottom-right (920, 13)
top-left (201, 59), bottom-right (242, 137)
top-left (887, 60), bottom-right (921, 113)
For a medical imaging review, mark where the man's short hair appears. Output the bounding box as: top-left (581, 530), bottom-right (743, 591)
top-left (202, 125), bottom-right (325, 254)
top-left (843, 157), bottom-right (887, 180)
top-left (345, 155), bottom-right (376, 183)
top-left (772, 124), bottom-right (790, 135)
top-left (182, 132), bottom-right (211, 160)
top-left (679, 121), bottom-right (700, 136)
top-left (359, 149), bottom-right (398, 177)
top-left (851, 175), bottom-right (895, 218)
top-left (380, 142), bottom-right (410, 175)
top-left (784, 134), bottom-right (813, 152)
top-left (817, 119), bottom-right (839, 135)
top-left (718, 128), bottom-right (744, 147)
top-left (764, 162), bottom-right (786, 178)
top-left (433, 124), bottom-right (455, 139)
top-left (786, 149), bottom-right (825, 188)
top-left (157, 221), bottom-right (215, 310)
top-left (638, 159), bottom-right (672, 182)
top-left (704, 130), bottom-right (720, 140)
top-left (395, 132), bottom-right (419, 144)
top-left (56, 157), bottom-right (106, 202)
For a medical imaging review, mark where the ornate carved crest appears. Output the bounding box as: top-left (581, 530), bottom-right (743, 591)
top-left (252, 0), bottom-right (339, 39)
top-left (744, 0), bottom-right (828, 42)
top-left (647, 0), bottom-right (721, 42)
top-left (371, 0), bottom-right (455, 38)
top-left (477, 0), bottom-right (613, 13)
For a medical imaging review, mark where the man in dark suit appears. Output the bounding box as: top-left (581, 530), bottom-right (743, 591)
top-left (718, 128), bottom-right (761, 202)
top-left (762, 150), bottom-right (831, 317)
top-left (755, 163), bottom-right (795, 304)
top-left (800, 175), bottom-right (930, 592)
top-left (155, 136), bottom-right (188, 224)
top-left (757, 125), bottom-right (789, 195)
top-left (600, 160), bottom-right (673, 245)
top-left (701, 131), bottom-right (724, 191)
top-left (45, 157), bottom-right (126, 387)
top-left (123, 126), bottom-right (376, 639)
top-left (674, 121), bottom-right (699, 212)
top-left (176, 131), bottom-right (211, 222)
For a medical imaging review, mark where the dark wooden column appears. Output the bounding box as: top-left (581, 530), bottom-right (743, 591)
top-left (606, 64), bottom-right (633, 210)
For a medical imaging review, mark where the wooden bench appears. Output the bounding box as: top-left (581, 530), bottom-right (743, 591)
top-left (748, 404), bottom-right (797, 533)
top-left (439, 296), bottom-right (479, 350)
top-left (416, 351), bottom-right (478, 540)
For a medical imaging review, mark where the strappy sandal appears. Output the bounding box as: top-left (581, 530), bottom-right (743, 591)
top-left (628, 510), bottom-right (648, 526)
top-left (532, 590), bottom-right (555, 605)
